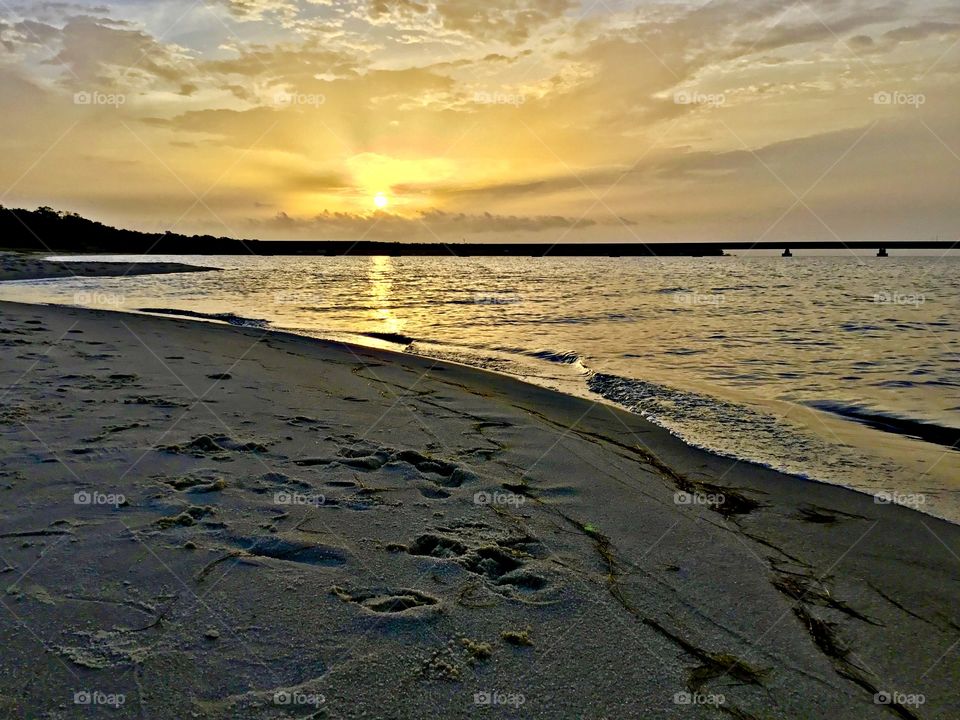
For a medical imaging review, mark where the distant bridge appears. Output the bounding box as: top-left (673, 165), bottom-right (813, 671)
top-left (345, 240), bottom-right (958, 257)
top-left (718, 241), bottom-right (957, 258)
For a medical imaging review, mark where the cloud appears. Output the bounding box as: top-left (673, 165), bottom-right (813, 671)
top-left (40, 15), bottom-right (193, 90)
top-left (884, 21), bottom-right (960, 43)
top-left (10, 19), bottom-right (62, 46)
top-left (368, 0), bottom-right (429, 18)
top-left (202, 41), bottom-right (358, 80)
top-left (248, 208), bottom-right (602, 239)
top-left (433, 0), bottom-right (575, 44)
top-left (724, 3), bottom-right (902, 57)
top-left (211, 0), bottom-right (300, 22)
top-left (393, 174), bottom-right (592, 203)
top-left (362, 0), bottom-right (575, 44)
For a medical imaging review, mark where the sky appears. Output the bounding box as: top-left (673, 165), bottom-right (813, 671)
top-left (0, 0), bottom-right (957, 242)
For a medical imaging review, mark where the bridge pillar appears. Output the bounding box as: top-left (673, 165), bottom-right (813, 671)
top-left (877, 247), bottom-right (888, 257)
top-left (782, 248), bottom-right (792, 257)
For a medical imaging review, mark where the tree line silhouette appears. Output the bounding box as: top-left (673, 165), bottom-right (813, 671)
top-left (0, 206), bottom-right (259, 255)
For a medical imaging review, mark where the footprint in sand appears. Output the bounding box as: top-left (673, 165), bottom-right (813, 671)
top-left (295, 446), bottom-right (479, 490)
top-left (159, 434), bottom-right (270, 458)
top-left (332, 585), bottom-right (440, 614)
top-left (406, 528), bottom-right (552, 596)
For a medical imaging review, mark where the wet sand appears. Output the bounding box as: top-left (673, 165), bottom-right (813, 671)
top-left (0, 296), bottom-right (958, 718)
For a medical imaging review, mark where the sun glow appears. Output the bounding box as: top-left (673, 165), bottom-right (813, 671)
top-left (374, 192), bottom-right (389, 209)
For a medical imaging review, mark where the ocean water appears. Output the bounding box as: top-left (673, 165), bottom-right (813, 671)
top-left (3, 254), bottom-right (959, 522)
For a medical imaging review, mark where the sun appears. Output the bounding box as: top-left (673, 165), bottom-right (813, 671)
top-left (374, 192), bottom-right (389, 209)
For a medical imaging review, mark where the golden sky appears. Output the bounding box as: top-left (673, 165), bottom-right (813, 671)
top-left (1, 0), bottom-right (958, 241)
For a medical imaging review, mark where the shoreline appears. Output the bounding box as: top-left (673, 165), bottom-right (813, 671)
top-left (15, 294), bottom-right (960, 527)
top-left (97, 306), bottom-right (960, 526)
top-left (1, 251), bottom-right (955, 526)
top-left (1, 299), bottom-right (958, 718)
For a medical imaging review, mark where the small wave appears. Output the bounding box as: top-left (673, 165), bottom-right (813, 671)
top-left (805, 400), bottom-right (960, 450)
top-left (526, 349), bottom-right (583, 365)
top-left (138, 307), bottom-right (269, 328)
top-left (359, 331), bottom-right (417, 345)
top-left (709, 284), bottom-right (767, 292)
top-left (584, 372), bottom-right (894, 485)
top-left (839, 322), bottom-right (884, 332)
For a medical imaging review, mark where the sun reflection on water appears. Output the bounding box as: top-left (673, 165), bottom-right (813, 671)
top-left (368, 255), bottom-right (401, 335)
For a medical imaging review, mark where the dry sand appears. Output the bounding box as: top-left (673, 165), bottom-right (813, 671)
top-left (0, 295), bottom-right (958, 718)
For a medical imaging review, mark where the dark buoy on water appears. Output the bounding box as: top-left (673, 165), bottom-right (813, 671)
top-left (782, 248), bottom-right (793, 257)
top-left (877, 247), bottom-right (888, 257)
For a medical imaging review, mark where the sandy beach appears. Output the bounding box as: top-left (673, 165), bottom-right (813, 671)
top-left (0, 273), bottom-right (957, 719)
top-left (4, 0), bottom-right (958, 713)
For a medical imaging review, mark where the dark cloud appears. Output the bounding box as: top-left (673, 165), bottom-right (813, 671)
top-left (726, 3), bottom-right (902, 57)
top-left (884, 21), bottom-right (960, 42)
top-left (248, 208), bottom-right (600, 239)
